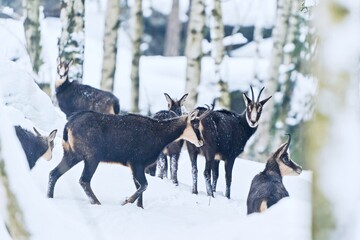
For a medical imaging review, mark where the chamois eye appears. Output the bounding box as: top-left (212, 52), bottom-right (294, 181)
top-left (282, 155), bottom-right (289, 163)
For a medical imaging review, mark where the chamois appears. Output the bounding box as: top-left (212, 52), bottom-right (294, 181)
top-left (146, 93), bottom-right (188, 185)
top-left (187, 86), bottom-right (271, 198)
top-left (247, 134), bottom-right (302, 214)
top-left (15, 126), bottom-right (57, 169)
top-left (55, 58), bottom-right (120, 117)
top-left (47, 106), bottom-right (212, 208)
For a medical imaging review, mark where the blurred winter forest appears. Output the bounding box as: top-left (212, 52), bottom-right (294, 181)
top-left (0, 0), bottom-right (359, 239)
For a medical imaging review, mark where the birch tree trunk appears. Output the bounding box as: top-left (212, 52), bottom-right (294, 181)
top-left (100, 0), bottom-right (120, 92)
top-left (23, 0), bottom-right (42, 74)
top-left (246, 0), bottom-right (293, 160)
top-left (58, 0), bottom-right (85, 83)
top-left (0, 144), bottom-right (29, 239)
top-left (184, 0), bottom-right (205, 110)
top-left (210, 0), bottom-right (229, 109)
top-left (130, 0), bottom-right (142, 113)
top-left (251, 17), bottom-right (264, 87)
top-left (266, 0), bottom-right (300, 153)
top-left (164, 0), bottom-right (180, 56)
top-left (309, 1), bottom-right (360, 239)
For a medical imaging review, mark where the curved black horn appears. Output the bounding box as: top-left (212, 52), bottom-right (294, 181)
top-left (284, 133), bottom-right (291, 152)
top-left (199, 103), bottom-right (214, 120)
top-left (257, 87), bottom-right (265, 103)
top-left (250, 86), bottom-right (255, 102)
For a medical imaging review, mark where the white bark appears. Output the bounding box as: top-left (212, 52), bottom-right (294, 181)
top-left (100, 0), bottom-right (120, 92)
top-left (246, 0), bottom-right (292, 160)
top-left (210, 0), bottom-right (229, 109)
top-left (184, 0), bottom-right (205, 110)
top-left (130, 0), bottom-right (142, 113)
top-left (23, 0), bottom-right (42, 74)
top-left (58, 0), bottom-right (85, 82)
top-left (164, 0), bottom-right (181, 56)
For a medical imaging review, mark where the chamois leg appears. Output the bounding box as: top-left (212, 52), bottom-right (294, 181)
top-left (47, 151), bottom-right (81, 198)
top-left (188, 148), bottom-right (198, 194)
top-left (157, 153), bottom-right (168, 179)
top-left (79, 160), bottom-right (101, 204)
top-left (204, 159), bottom-right (214, 197)
top-left (170, 153), bottom-right (180, 186)
top-left (132, 177), bottom-right (144, 208)
top-left (122, 165), bottom-right (148, 208)
top-left (211, 160), bottom-right (220, 193)
top-left (224, 159), bottom-right (235, 199)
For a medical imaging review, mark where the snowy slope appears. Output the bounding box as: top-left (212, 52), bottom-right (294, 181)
top-left (0, 1), bottom-right (311, 239)
top-left (0, 59), bottom-right (311, 240)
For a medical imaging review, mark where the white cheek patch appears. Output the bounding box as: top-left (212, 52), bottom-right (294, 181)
top-left (250, 108), bottom-right (257, 122)
top-left (178, 125), bottom-right (199, 147)
top-left (278, 160), bottom-right (300, 176)
top-left (41, 146), bottom-right (52, 161)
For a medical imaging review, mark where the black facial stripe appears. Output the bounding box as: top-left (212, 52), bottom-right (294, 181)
top-left (192, 125), bottom-right (202, 142)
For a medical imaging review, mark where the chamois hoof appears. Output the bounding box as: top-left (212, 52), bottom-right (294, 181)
top-left (136, 202), bottom-right (144, 209)
top-left (121, 199), bottom-right (129, 206)
top-left (90, 200), bottom-right (101, 205)
top-left (192, 189), bottom-right (198, 195)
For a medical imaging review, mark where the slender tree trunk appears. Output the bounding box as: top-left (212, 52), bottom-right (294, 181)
top-left (58, 0), bottom-right (85, 83)
top-left (23, 0), bottom-right (42, 74)
top-left (251, 16), bottom-right (264, 87)
top-left (164, 0), bottom-right (180, 56)
top-left (100, 0), bottom-right (120, 92)
top-left (184, 0), bottom-right (205, 110)
top-left (0, 145), bottom-right (29, 239)
top-left (309, 1), bottom-right (360, 239)
top-left (130, 0), bottom-right (142, 113)
top-left (210, 0), bottom-right (229, 109)
top-left (266, 0), bottom-right (300, 153)
top-left (246, 0), bottom-right (293, 160)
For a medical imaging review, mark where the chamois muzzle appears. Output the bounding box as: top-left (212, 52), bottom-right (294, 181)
top-left (295, 166), bottom-right (303, 175)
top-left (196, 139), bottom-right (204, 147)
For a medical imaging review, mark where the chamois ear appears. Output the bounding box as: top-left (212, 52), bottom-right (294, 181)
top-left (243, 93), bottom-right (252, 106)
top-left (33, 127), bottom-right (42, 137)
top-left (179, 93), bottom-right (188, 106)
top-left (276, 134), bottom-right (291, 157)
top-left (260, 96), bottom-right (272, 106)
top-left (164, 93), bottom-right (173, 106)
top-left (47, 129), bottom-right (58, 142)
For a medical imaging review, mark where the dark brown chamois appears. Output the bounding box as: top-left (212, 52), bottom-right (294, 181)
top-left (47, 106), bottom-right (212, 208)
top-left (146, 93), bottom-right (188, 185)
top-left (187, 86), bottom-right (271, 198)
top-left (15, 126), bottom-right (57, 169)
top-left (247, 134), bottom-right (302, 214)
top-left (56, 58), bottom-right (120, 117)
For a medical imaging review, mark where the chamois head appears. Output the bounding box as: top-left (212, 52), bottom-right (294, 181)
top-left (164, 93), bottom-right (188, 116)
top-left (33, 127), bottom-right (58, 161)
top-left (183, 104), bottom-right (214, 147)
top-left (243, 86), bottom-right (272, 128)
top-left (56, 57), bottom-right (73, 87)
top-left (272, 134), bottom-right (302, 176)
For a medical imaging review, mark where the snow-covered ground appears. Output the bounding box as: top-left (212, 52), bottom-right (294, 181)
top-left (0, 0), bottom-right (311, 239)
